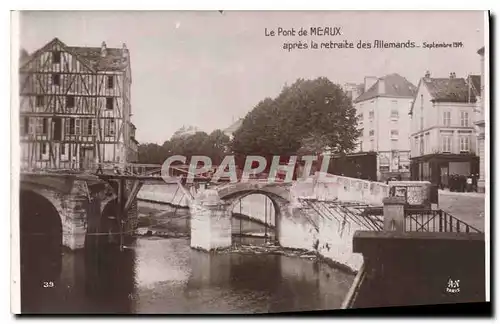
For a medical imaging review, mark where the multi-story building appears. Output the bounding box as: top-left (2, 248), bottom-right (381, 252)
top-left (409, 71), bottom-right (479, 187)
top-left (354, 73), bottom-right (417, 181)
top-left (474, 46), bottom-right (486, 193)
top-left (19, 38), bottom-right (138, 170)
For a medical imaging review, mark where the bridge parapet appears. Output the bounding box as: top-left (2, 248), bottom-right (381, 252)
top-left (216, 180), bottom-right (291, 202)
top-left (290, 173), bottom-right (390, 207)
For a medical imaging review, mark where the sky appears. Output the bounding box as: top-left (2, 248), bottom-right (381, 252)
top-left (18, 10), bottom-right (486, 144)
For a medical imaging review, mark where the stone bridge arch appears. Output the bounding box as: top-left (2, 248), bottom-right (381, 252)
top-left (20, 182), bottom-right (66, 233)
top-left (189, 182), bottom-right (294, 251)
top-left (217, 183), bottom-right (292, 240)
top-left (20, 177), bottom-right (92, 250)
top-left (19, 188), bottom-right (64, 295)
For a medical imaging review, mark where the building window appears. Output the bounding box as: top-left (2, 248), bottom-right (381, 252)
top-left (359, 141), bottom-right (363, 151)
top-left (52, 51), bottom-right (61, 64)
top-left (369, 110), bottom-right (374, 120)
top-left (75, 119), bottom-right (81, 135)
top-left (358, 113), bottom-right (363, 124)
top-left (460, 111), bottom-right (469, 127)
top-left (415, 137), bottom-right (420, 155)
top-left (66, 96), bottom-right (75, 108)
top-left (65, 118), bottom-right (80, 135)
top-left (61, 144), bottom-right (66, 155)
top-left (105, 119), bottom-right (116, 136)
top-left (370, 139), bottom-right (374, 151)
top-left (420, 137), bottom-right (424, 155)
top-left (460, 136), bottom-right (470, 152)
top-left (443, 111), bottom-right (451, 126)
top-left (107, 76), bottom-right (114, 89)
top-left (35, 118), bottom-right (43, 134)
top-left (106, 97), bottom-right (114, 110)
top-left (65, 118), bottom-right (76, 135)
top-left (83, 119), bottom-right (97, 136)
top-left (39, 143), bottom-right (48, 160)
top-left (441, 135), bottom-right (452, 153)
top-left (42, 118), bottom-right (48, 135)
top-left (391, 129), bottom-right (399, 137)
top-left (52, 74), bottom-right (61, 86)
top-left (369, 130), bottom-right (374, 137)
top-left (36, 95), bottom-right (44, 107)
top-left (425, 134), bottom-right (430, 154)
top-left (390, 100), bottom-right (398, 119)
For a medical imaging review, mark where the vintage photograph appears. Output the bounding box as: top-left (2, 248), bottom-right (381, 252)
top-left (13, 10), bottom-right (488, 314)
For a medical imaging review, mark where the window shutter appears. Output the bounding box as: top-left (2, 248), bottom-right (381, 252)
top-left (28, 118), bottom-right (34, 135)
top-left (75, 119), bottom-right (81, 135)
top-left (65, 118), bottom-right (70, 136)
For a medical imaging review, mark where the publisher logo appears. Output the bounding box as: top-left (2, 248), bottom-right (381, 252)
top-left (446, 278), bottom-right (460, 294)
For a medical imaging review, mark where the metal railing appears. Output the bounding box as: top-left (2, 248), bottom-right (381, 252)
top-left (404, 209), bottom-right (482, 233)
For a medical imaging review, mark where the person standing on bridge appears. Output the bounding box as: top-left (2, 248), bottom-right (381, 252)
top-left (95, 157), bottom-right (103, 175)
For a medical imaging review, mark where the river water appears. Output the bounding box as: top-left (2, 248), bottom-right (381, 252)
top-left (20, 201), bottom-right (354, 314)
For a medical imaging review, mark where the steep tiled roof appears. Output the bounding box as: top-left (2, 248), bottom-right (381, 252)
top-left (354, 73), bottom-right (416, 103)
top-left (468, 75), bottom-right (481, 97)
top-left (67, 46), bottom-right (129, 71)
top-left (20, 38), bottom-right (129, 72)
top-left (423, 77), bottom-right (476, 103)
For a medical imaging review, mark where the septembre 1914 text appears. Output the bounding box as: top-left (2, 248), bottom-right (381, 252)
top-left (263, 27), bottom-right (464, 52)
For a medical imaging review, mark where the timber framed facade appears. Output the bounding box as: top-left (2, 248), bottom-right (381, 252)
top-left (19, 38), bottom-right (138, 171)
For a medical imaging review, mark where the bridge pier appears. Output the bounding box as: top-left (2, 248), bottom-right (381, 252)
top-left (190, 189), bottom-right (232, 251)
top-left (61, 181), bottom-right (90, 250)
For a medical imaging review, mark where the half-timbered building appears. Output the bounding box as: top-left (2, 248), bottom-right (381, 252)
top-left (19, 37), bottom-right (138, 171)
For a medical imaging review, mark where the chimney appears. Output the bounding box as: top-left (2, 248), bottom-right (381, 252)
top-left (364, 76), bottom-right (378, 92)
top-left (100, 41), bottom-right (107, 57)
top-left (378, 79), bottom-right (385, 94)
top-left (424, 70), bottom-right (431, 80)
top-left (122, 43), bottom-right (128, 59)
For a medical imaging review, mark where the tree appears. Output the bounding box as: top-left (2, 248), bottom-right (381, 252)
top-left (137, 143), bottom-right (167, 164)
top-left (138, 127), bottom-right (230, 166)
top-left (231, 77), bottom-right (360, 160)
top-left (207, 130), bottom-right (231, 165)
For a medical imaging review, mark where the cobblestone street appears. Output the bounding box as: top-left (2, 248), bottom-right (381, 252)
top-left (439, 190), bottom-right (486, 232)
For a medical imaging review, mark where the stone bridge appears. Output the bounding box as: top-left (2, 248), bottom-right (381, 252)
top-left (20, 169), bottom-right (432, 273)
top-left (189, 173), bottom-right (392, 272)
top-left (20, 172), bottom-right (138, 250)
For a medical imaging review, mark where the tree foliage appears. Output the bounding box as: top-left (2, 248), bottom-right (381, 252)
top-left (231, 77), bottom-right (360, 157)
top-left (138, 127), bottom-right (230, 165)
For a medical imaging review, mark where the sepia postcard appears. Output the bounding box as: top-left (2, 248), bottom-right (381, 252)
top-left (11, 10), bottom-right (490, 315)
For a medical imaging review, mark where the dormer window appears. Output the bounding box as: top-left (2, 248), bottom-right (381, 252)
top-left (53, 51), bottom-right (61, 64)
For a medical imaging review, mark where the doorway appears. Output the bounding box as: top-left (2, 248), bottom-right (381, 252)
top-left (440, 166), bottom-right (449, 189)
top-left (80, 147), bottom-right (95, 170)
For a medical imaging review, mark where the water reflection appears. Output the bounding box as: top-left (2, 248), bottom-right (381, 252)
top-left (20, 203), bottom-right (353, 314)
